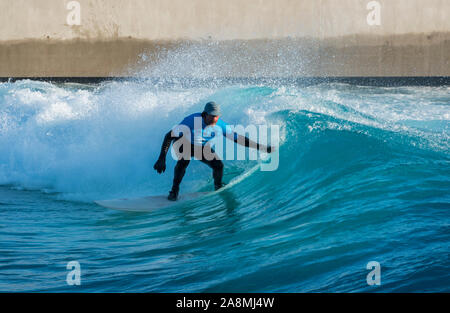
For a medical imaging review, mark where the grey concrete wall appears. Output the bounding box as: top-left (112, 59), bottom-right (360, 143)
top-left (0, 0), bottom-right (449, 77)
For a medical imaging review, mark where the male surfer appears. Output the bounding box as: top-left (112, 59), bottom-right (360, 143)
top-left (153, 101), bottom-right (274, 201)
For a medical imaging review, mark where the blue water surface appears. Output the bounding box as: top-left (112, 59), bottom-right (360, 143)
top-left (0, 79), bottom-right (449, 292)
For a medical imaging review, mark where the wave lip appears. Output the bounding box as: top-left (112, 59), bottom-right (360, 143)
top-left (0, 79), bottom-right (449, 200)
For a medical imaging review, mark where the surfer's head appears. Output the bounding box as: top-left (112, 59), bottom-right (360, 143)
top-left (202, 101), bottom-right (220, 125)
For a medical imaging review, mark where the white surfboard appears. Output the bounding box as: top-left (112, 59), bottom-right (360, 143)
top-left (95, 156), bottom-right (271, 212)
top-left (95, 192), bottom-right (209, 212)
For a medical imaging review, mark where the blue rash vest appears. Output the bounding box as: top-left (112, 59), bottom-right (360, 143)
top-left (172, 113), bottom-right (236, 146)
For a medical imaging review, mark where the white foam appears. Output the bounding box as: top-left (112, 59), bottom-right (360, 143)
top-left (0, 77), bottom-right (447, 201)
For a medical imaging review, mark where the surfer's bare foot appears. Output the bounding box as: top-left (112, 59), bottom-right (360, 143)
top-left (168, 190), bottom-right (178, 201)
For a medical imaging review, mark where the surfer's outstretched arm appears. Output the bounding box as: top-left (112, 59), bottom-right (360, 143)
top-left (160, 131), bottom-right (175, 158)
top-left (228, 133), bottom-right (273, 153)
top-left (154, 131), bottom-right (179, 174)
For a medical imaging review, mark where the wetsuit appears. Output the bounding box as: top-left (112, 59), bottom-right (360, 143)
top-left (157, 112), bottom-right (235, 193)
top-left (155, 112), bottom-right (267, 197)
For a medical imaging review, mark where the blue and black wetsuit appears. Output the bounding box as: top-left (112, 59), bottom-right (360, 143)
top-left (158, 112), bottom-right (234, 193)
top-left (156, 111), bottom-right (263, 196)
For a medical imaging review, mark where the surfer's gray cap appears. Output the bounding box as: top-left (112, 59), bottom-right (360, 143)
top-left (203, 101), bottom-right (220, 116)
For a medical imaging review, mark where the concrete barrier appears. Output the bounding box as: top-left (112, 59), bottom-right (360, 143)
top-left (0, 0), bottom-right (449, 77)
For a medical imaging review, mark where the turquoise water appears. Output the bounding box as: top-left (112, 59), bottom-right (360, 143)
top-left (0, 78), bottom-right (449, 292)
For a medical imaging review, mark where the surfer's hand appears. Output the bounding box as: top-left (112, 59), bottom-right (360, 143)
top-left (153, 157), bottom-right (166, 174)
top-left (259, 145), bottom-right (275, 153)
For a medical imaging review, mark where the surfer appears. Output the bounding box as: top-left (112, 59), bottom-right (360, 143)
top-left (153, 101), bottom-right (274, 201)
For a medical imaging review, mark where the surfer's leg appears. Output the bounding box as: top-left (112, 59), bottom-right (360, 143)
top-left (211, 159), bottom-right (224, 190)
top-left (199, 153), bottom-right (224, 190)
top-left (172, 159), bottom-right (190, 193)
top-left (168, 139), bottom-right (192, 200)
top-left (168, 158), bottom-right (190, 201)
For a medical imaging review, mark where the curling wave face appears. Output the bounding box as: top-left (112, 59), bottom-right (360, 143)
top-left (0, 78), bottom-right (449, 292)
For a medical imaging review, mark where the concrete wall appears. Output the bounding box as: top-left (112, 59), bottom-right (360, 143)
top-left (0, 0), bottom-right (449, 77)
